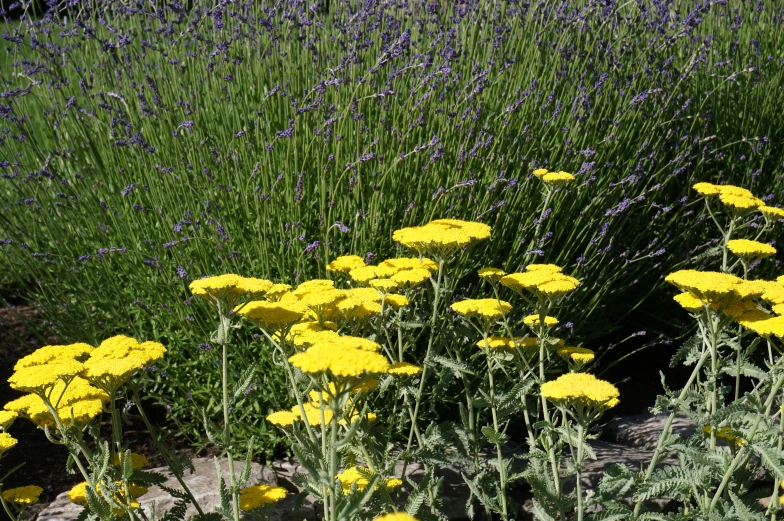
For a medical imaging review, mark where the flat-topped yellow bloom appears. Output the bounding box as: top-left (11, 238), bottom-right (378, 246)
top-left (761, 206), bottom-right (784, 220)
top-left (557, 347), bottom-right (595, 364)
top-left (719, 193), bottom-right (764, 214)
top-left (239, 485), bottom-right (287, 511)
top-left (390, 268), bottom-right (431, 287)
top-left (369, 278), bottom-right (398, 292)
top-left (289, 344), bottom-right (389, 377)
top-left (2, 485), bottom-right (42, 506)
top-left (0, 433), bottom-right (18, 453)
top-left (387, 362), bottom-right (422, 376)
top-left (541, 373), bottom-right (619, 409)
top-left (376, 257), bottom-right (438, 277)
top-left (541, 171), bottom-right (575, 187)
top-left (80, 336), bottom-right (165, 392)
top-left (727, 239), bottom-right (776, 259)
top-left (702, 425), bottom-right (746, 447)
top-left (238, 301), bottom-right (308, 330)
top-left (14, 343), bottom-right (93, 370)
top-left (674, 292), bottom-right (704, 312)
top-left (289, 402), bottom-right (334, 426)
top-left (326, 255), bottom-right (366, 273)
top-left (393, 219), bottom-right (491, 257)
top-left (113, 452), bottom-right (149, 470)
top-left (289, 322), bottom-right (340, 347)
top-left (532, 168), bottom-right (549, 178)
top-left (451, 298), bottom-right (511, 320)
top-left (317, 336), bottom-right (382, 352)
top-left (189, 274), bottom-right (244, 299)
top-left (501, 269), bottom-right (580, 298)
top-left (266, 410), bottom-right (298, 427)
top-left (349, 266), bottom-right (379, 283)
top-left (739, 315), bottom-right (784, 338)
top-left (5, 377), bottom-right (108, 427)
top-left (384, 294), bottom-right (410, 308)
top-left (525, 264), bottom-right (563, 273)
top-left (665, 270), bottom-right (750, 302)
top-left (8, 359), bottom-right (84, 393)
top-left (336, 466), bottom-right (403, 494)
top-left (475, 336), bottom-right (532, 350)
top-left (68, 482), bottom-right (145, 512)
top-left (374, 514), bottom-right (420, 521)
top-left (693, 182), bottom-right (721, 197)
top-left (523, 314), bottom-right (559, 327)
top-left (0, 410), bottom-right (17, 430)
top-left (478, 267), bottom-right (506, 283)
top-left (266, 283), bottom-right (292, 301)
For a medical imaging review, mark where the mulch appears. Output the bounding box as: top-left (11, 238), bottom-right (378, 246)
top-left (0, 307), bottom-right (198, 520)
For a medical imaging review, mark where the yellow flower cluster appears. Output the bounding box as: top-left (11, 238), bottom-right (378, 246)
top-left (0, 433), bottom-right (18, 454)
top-left (238, 484), bottom-right (287, 511)
top-left (82, 336), bottom-right (166, 392)
top-left (500, 264), bottom-right (580, 299)
top-left (373, 515), bottom-right (419, 521)
top-left (523, 314), bottom-right (559, 327)
top-left (113, 452), bottom-right (149, 470)
top-left (451, 298), bottom-right (511, 320)
top-left (387, 362), bottom-right (423, 376)
top-left (68, 482), bottom-right (145, 515)
top-left (238, 301), bottom-right (308, 331)
top-left (347, 256), bottom-right (438, 291)
top-left (289, 340), bottom-right (390, 377)
top-left (692, 183), bottom-right (766, 215)
top-left (288, 321), bottom-right (340, 347)
top-left (475, 336), bottom-right (534, 350)
top-left (2, 485), bottom-right (43, 506)
top-left (532, 169), bottom-right (575, 187)
top-left (665, 270), bottom-right (761, 305)
top-left (326, 255), bottom-right (366, 274)
top-left (8, 359), bottom-right (84, 393)
top-left (540, 373), bottom-right (619, 409)
top-left (336, 467), bottom-right (402, 494)
top-left (478, 267), bottom-right (506, 284)
top-left (557, 347), bottom-right (595, 364)
top-left (392, 219), bottom-right (491, 258)
top-left (727, 239), bottom-right (776, 259)
top-left (5, 377), bottom-right (109, 428)
top-left (190, 274), bottom-right (274, 303)
top-left (14, 343), bottom-right (92, 370)
top-left (0, 410), bottom-right (17, 430)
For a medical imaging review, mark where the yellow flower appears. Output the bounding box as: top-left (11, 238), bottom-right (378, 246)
top-left (369, 278), bottom-right (398, 292)
top-left (319, 336), bottom-right (382, 352)
top-left (387, 362), bottom-right (422, 376)
top-left (673, 292), bottom-right (704, 312)
top-left (390, 268), bottom-right (431, 287)
top-left (80, 337), bottom-right (165, 392)
top-left (7, 377), bottom-right (109, 428)
top-left (8, 359), bottom-right (85, 393)
top-left (14, 343), bottom-right (93, 370)
top-left (289, 322), bottom-right (341, 347)
top-left (693, 182), bottom-right (721, 197)
top-left (0, 433), bottom-right (18, 454)
top-left (113, 452), bottom-right (148, 470)
top-left (541, 171), bottom-right (575, 186)
top-left (702, 425), bottom-right (746, 447)
top-left (451, 299), bottom-right (511, 320)
top-left (523, 314), bottom-right (559, 327)
top-left (234, 277), bottom-right (274, 297)
top-left (478, 267), bottom-right (506, 283)
top-left (557, 347), bottom-right (595, 364)
top-left (0, 410), bottom-right (17, 430)
top-left (761, 206), bottom-right (784, 220)
top-left (727, 239), bottom-right (776, 259)
top-left (384, 294), bottom-right (410, 309)
top-left (239, 485), bottom-right (287, 511)
top-left (500, 269), bottom-right (580, 298)
top-left (532, 168), bottom-right (549, 178)
top-left (375, 257), bottom-right (438, 277)
top-left (265, 283), bottom-right (292, 301)
top-left (2, 485), bottom-right (42, 506)
top-left (664, 270), bottom-right (754, 303)
top-left (266, 410), bottom-right (298, 427)
top-left (540, 373), bottom-right (619, 410)
top-left (189, 274), bottom-right (244, 300)
top-left (739, 315), bottom-right (784, 338)
top-left (289, 402), bottom-right (334, 427)
top-left (327, 255), bottom-right (366, 273)
top-left (475, 336), bottom-right (530, 350)
top-left (289, 343), bottom-right (390, 377)
top-left (349, 266), bottom-right (379, 283)
top-left (238, 301), bottom-right (308, 330)
top-left (718, 193), bottom-right (764, 214)
top-left (336, 467), bottom-right (402, 494)
top-left (393, 219), bottom-right (491, 257)
top-left (525, 263), bottom-right (563, 273)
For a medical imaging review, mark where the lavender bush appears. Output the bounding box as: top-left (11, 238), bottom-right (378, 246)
top-left (1, 0), bottom-right (782, 453)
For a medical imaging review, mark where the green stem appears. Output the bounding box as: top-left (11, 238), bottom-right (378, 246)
top-left (132, 387), bottom-right (205, 516)
top-left (767, 404), bottom-right (784, 519)
top-left (633, 346), bottom-right (711, 519)
top-left (221, 342), bottom-right (241, 521)
top-left (721, 217), bottom-right (736, 273)
top-left (328, 397), bottom-right (339, 521)
top-left (0, 495), bottom-right (19, 521)
top-left (485, 344), bottom-right (508, 520)
top-left (575, 418), bottom-right (586, 521)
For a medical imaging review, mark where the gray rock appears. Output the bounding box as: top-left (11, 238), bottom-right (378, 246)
top-left (37, 458), bottom-right (313, 521)
top-left (605, 413), bottom-right (696, 450)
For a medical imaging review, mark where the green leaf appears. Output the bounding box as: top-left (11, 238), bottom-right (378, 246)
top-left (748, 443), bottom-right (784, 480)
top-left (432, 355), bottom-right (475, 375)
top-left (231, 363), bottom-right (258, 404)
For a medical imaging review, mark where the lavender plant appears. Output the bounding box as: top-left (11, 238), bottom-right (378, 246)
top-left (1, 0), bottom-right (783, 455)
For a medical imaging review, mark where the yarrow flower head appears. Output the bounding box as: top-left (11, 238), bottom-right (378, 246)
top-left (478, 267), bottom-right (506, 284)
top-left (500, 264), bottom-right (580, 299)
top-left (373, 514), bottom-right (420, 521)
top-left (451, 298), bottom-right (512, 321)
top-left (239, 485), bottom-right (287, 511)
top-left (393, 219), bottom-right (491, 259)
top-left (523, 314), bottom-right (559, 327)
top-left (665, 270), bottom-right (762, 307)
top-left (727, 239), bottom-right (776, 260)
top-left (387, 362), bottom-right (422, 376)
top-left (336, 466), bottom-right (402, 494)
top-left (326, 255), bottom-right (366, 273)
top-left (540, 373), bottom-right (620, 412)
top-left (557, 347), bottom-right (595, 367)
top-left (2, 485), bottom-right (43, 506)
top-left (81, 335), bottom-right (166, 393)
top-left (237, 301), bottom-right (308, 331)
top-left (5, 377), bottom-right (109, 427)
top-left (0, 433), bottom-right (18, 454)
top-left (541, 171), bottom-right (575, 187)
